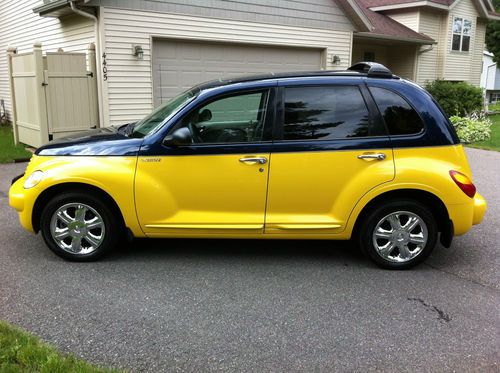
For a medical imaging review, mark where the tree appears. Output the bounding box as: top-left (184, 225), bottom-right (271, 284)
top-left (486, 0), bottom-right (500, 63)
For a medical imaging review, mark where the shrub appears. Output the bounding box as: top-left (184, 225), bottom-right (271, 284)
top-left (426, 80), bottom-right (483, 116)
top-left (488, 101), bottom-right (500, 112)
top-left (449, 112), bottom-right (492, 143)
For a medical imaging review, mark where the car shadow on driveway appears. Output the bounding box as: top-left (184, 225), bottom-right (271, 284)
top-left (103, 237), bottom-right (370, 268)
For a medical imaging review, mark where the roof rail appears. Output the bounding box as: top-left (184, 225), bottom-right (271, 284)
top-left (348, 62), bottom-right (393, 78)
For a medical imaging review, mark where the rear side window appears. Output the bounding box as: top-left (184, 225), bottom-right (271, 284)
top-left (369, 87), bottom-right (424, 135)
top-left (283, 86), bottom-right (373, 140)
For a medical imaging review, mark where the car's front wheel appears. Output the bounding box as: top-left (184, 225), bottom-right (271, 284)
top-left (40, 192), bottom-right (119, 261)
top-left (359, 200), bottom-right (438, 269)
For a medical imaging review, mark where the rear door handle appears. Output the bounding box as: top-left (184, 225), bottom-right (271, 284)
top-left (357, 153), bottom-right (386, 160)
top-left (239, 157), bottom-right (268, 164)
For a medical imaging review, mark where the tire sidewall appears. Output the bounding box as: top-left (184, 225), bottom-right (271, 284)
top-left (40, 192), bottom-right (118, 261)
top-left (359, 200), bottom-right (438, 270)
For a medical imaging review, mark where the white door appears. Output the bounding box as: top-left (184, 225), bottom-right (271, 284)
top-left (152, 39), bottom-right (323, 106)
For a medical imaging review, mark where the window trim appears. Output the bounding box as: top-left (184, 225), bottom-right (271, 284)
top-left (451, 16), bottom-right (472, 53)
top-left (367, 85), bottom-right (427, 138)
top-left (274, 84), bottom-right (387, 143)
top-left (165, 88), bottom-right (275, 147)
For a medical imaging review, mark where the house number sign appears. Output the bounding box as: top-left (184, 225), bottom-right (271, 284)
top-left (102, 52), bottom-right (108, 81)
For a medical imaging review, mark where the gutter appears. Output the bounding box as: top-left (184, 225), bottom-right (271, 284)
top-left (68, 1), bottom-right (104, 128)
top-left (354, 32), bottom-right (437, 45)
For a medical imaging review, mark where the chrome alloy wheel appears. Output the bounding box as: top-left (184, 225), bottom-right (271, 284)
top-left (49, 203), bottom-right (105, 255)
top-left (372, 211), bottom-right (428, 263)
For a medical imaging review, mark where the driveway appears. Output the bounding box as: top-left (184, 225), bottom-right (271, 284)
top-left (0, 148), bottom-right (498, 372)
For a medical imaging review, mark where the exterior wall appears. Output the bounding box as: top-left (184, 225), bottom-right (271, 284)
top-left (387, 46), bottom-right (417, 80)
top-left (352, 44), bottom-right (389, 66)
top-left (442, 0), bottom-right (481, 82)
top-left (0, 0), bottom-right (95, 122)
top-left (385, 9), bottom-right (420, 31)
top-left (89, 0), bottom-right (355, 31)
top-left (470, 20), bottom-right (487, 86)
top-left (416, 9), bottom-right (447, 85)
top-left (100, 6), bottom-right (353, 126)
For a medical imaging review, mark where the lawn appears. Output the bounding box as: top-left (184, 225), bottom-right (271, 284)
top-left (468, 114), bottom-right (500, 151)
top-left (0, 125), bottom-right (32, 163)
top-left (0, 320), bottom-right (121, 372)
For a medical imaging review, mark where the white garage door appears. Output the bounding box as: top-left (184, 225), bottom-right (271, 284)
top-left (152, 40), bottom-right (323, 106)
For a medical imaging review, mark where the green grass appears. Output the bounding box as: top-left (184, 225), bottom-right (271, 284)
top-left (0, 320), bottom-right (122, 373)
top-left (467, 114), bottom-right (500, 151)
top-left (0, 125), bottom-right (32, 163)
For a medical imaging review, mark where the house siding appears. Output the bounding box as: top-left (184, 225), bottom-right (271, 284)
top-left (443, 0), bottom-right (481, 82)
top-left (416, 9), bottom-right (446, 85)
top-left (385, 9), bottom-right (420, 31)
top-left (0, 0), bottom-right (95, 122)
top-left (89, 0), bottom-right (355, 31)
top-left (100, 6), bottom-right (353, 126)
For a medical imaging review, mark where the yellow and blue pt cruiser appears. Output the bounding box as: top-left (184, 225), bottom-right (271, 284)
top-left (9, 62), bottom-right (486, 269)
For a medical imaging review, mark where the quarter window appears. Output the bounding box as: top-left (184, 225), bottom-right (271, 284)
top-left (452, 17), bottom-right (472, 52)
top-left (283, 86), bottom-right (375, 140)
top-left (369, 87), bottom-right (424, 135)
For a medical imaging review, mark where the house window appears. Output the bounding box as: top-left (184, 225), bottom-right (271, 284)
top-left (452, 17), bottom-right (472, 52)
top-left (363, 52), bottom-right (375, 62)
top-left (490, 92), bottom-right (500, 103)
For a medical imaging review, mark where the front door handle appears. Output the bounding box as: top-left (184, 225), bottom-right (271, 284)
top-left (239, 157), bottom-right (268, 165)
top-left (357, 153), bottom-right (386, 161)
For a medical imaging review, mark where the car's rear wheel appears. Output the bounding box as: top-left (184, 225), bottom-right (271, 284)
top-left (359, 200), bottom-right (438, 269)
top-left (40, 192), bottom-right (119, 261)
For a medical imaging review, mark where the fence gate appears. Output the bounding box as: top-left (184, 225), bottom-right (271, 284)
top-left (7, 42), bottom-right (99, 148)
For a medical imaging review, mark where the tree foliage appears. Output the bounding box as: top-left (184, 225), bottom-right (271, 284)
top-left (486, 0), bottom-right (500, 64)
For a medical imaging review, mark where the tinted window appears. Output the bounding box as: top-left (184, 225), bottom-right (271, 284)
top-left (172, 91), bottom-right (269, 144)
top-left (283, 86), bottom-right (372, 140)
top-left (370, 87), bottom-right (424, 135)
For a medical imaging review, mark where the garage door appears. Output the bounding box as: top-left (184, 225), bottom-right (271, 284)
top-left (152, 40), bottom-right (323, 106)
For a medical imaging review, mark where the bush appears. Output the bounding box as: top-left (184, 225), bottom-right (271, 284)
top-left (449, 113), bottom-right (492, 143)
top-left (426, 80), bottom-right (483, 116)
top-left (488, 102), bottom-right (500, 112)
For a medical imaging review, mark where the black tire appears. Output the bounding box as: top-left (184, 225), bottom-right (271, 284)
top-left (40, 192), bottom-right (120, 261)
top-left (358, 199), bottom-right (438, 270)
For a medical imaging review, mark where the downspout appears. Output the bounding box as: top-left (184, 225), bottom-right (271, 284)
top-left (418, 44), bottom-right (434, 54)
top-left (69, 1), bottom-right (104, 128)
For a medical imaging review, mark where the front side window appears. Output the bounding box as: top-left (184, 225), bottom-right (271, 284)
top-left (282, 86), bottom-right (375, 140)
top-left (172, 90), bottom-right (269, 144)
top-left (369, 87), bottom-right (424, 135)
top-left (452, 17), bottom-right (472, 52)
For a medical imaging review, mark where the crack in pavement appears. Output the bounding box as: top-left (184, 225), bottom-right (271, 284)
top-left (424, 263), bottom-right (500, 293)
top-left (407, 297), bottom-right (452, 322)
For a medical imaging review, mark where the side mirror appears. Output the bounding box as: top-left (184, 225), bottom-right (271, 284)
top-left (162, 127), bottom-right (192, 147)
top-left (199, 108), bottom-right (212, 122)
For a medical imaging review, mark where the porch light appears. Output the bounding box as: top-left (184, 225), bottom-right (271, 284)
top-left (132, 45), bottom-right (144, 60)
top-left (332, 55), bottom-right (341, 65)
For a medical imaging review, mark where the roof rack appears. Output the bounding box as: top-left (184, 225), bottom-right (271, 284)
top-left (348, 62), bottom-right (393, 78)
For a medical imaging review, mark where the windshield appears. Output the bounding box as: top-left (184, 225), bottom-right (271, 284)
top-left (131, 90), bottom-right (197, 137)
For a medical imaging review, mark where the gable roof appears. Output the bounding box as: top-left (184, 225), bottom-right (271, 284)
top-left (354, 0), bottom-right (436, 43)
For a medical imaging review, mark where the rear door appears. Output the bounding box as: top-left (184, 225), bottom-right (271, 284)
top-left (265, 81), bottom-right (395, 234)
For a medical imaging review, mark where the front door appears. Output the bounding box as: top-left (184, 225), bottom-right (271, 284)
top-left (135, 89), bottom-right (273, 236)
top-left (265, 83), bottom-right (395, 234)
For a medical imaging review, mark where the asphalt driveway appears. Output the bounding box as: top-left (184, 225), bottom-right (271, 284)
top-left (0, 148), bottom-right (498, 372)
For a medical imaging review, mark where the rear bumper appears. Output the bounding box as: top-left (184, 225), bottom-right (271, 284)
top-left (472, 193), bottom-right (487, 225)
top-left (448, 192), bottom-right (486, 236)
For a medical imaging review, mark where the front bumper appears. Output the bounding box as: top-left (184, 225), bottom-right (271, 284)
top-left (9, 176), bottom-right (36, 233)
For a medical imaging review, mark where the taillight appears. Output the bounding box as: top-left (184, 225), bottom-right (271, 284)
top-left (449, 170), bottom-right (476, 198)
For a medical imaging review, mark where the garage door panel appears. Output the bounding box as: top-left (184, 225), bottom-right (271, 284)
top-left (153, 40), bottom-right (322, 106)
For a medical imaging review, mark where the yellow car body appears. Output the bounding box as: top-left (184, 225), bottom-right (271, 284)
top-left (8, 63), bottom-right (487, 268)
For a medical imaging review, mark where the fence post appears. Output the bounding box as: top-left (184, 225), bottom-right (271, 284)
top-left (33, 41), bottom-right (50, 146)
top-left (88, 43), bottom-right (99, 128)
top-left (6, 45), bottom-right (19, 145)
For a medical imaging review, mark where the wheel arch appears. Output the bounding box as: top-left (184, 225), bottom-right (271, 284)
top-left (351, 188), bottom-right (451, 242)
top-left (32, 182), bottom-right (126, 233)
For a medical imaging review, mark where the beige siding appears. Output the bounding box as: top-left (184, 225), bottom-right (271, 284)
top-left (101, 7), bottom-right (353, 126)
top-left (385, 9), bottom-right (420, 32)
top-left (0, 0), bottom-right (95, 122)
top-left (388, 46), bottom-right (417, 80)
top-left (443, 0), bottom-right (480, 82)
top-left (470, 20), bottom-right (486, 86)
top-left (416, 9), bottom-right (446, 85)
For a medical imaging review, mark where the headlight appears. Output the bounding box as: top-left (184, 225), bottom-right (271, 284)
top-left (23, 170), bottom-right (45, 189)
